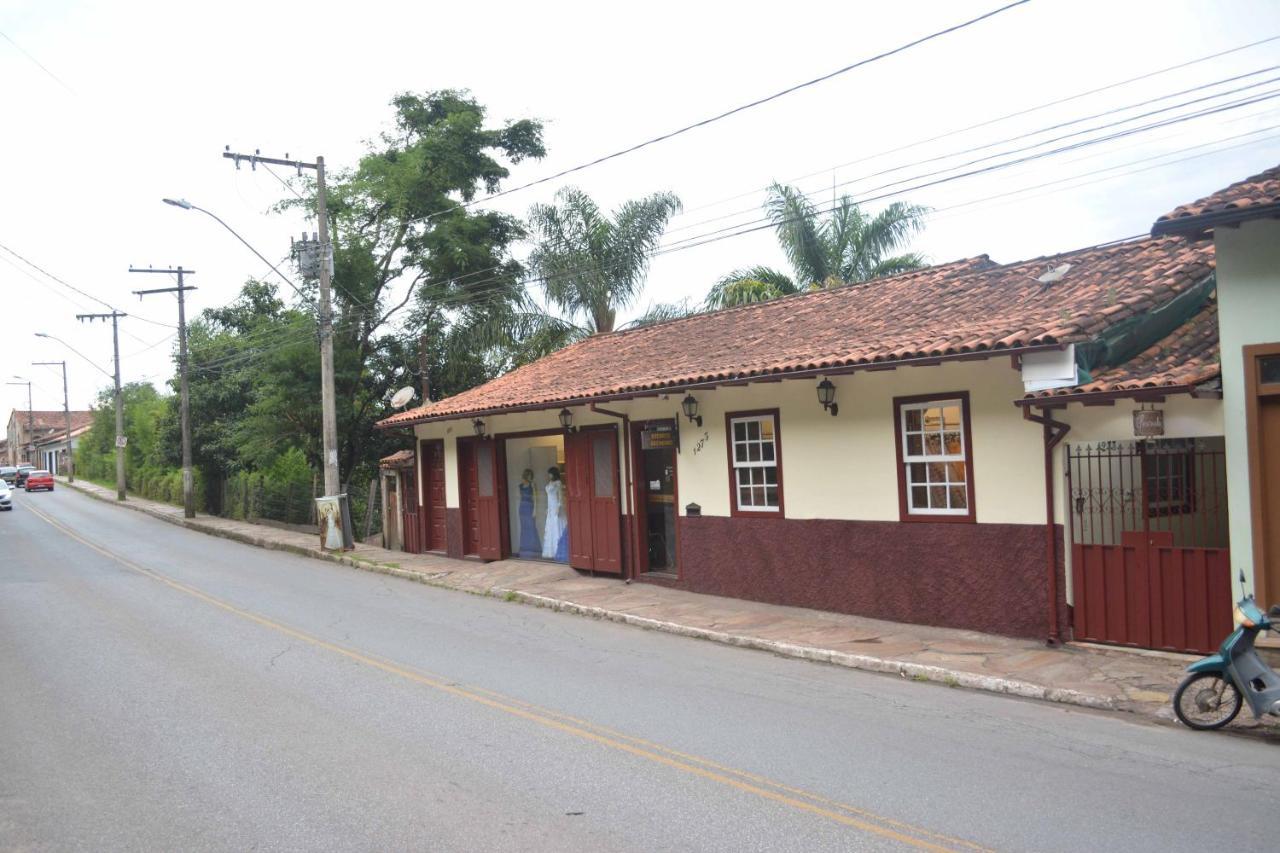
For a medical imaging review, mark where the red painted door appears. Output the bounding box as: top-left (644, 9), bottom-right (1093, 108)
top-left (420, 440), bottom-right (447, 551)
top-left (565, 433), bottom-right (594, 569)
top-left (475, 440), bottom-right (502, 561)
top-left (588, 430), bottom-right (622, 575)
top-left (458, 439), bottom-right (480, 556)
top-left (400, 469), bottom-right (421, 554)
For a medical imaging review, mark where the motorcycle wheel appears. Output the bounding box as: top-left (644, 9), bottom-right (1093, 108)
top-left (1173, 672), bottom-right (1242, 730)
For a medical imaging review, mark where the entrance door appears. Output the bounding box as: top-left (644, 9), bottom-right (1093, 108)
top-left (420, 440), bottom-right (446, 551)
top-left (474, 439), bottom-right (502, 561)
top-left (399, 468), bottom-right (422, 554)
top-left (458, 439), bottom-right (480, 556)
top-left (564, 429), bottom-right (622, 574)
top-left (1245, 344), bottom-right (1280, 606)
top-left (637, 422), bottom-right (678, 574)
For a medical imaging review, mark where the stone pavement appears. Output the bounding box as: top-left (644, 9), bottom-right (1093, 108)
top-left (53, 476), bottom-right (1279, 736)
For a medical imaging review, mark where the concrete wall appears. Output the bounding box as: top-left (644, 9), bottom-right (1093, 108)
top-left (1215, 219), bottom-right (1280, 597)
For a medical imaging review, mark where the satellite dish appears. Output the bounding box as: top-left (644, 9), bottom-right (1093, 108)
top-left (1037, 263), bottom-right (1072, 284)
top-left (389, 386), bottom-right (417, 409)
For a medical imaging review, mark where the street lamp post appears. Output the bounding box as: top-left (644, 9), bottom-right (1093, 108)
top-left (33, 360), bottom-right (72, 482)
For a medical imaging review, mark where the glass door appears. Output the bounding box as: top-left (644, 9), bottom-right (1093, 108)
top-left (639, 423), bottom-right (678, 574)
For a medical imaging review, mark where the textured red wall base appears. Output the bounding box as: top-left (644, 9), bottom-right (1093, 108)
top-left (664, 516), bottom-right (1066, 639)
top-left (446, 508), bottom-right (464, 559)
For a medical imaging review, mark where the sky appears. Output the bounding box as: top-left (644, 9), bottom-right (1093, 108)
top-left (2, 0), bottom-right (1278, 422)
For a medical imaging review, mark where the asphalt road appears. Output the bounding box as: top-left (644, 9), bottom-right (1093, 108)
top-left (1, 486), bottom-right (1276, 852)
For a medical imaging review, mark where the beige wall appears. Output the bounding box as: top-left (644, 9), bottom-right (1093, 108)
top-left (412, 357), bottom-right (1050, 526)
top-left (1215, 219), bottom-right (1280, 597)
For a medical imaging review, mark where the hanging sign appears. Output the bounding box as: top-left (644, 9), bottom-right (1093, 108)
top-left (641, 424), bottom-right (677, 450)
top-left (1132, 408), bottom-right (1165, 437)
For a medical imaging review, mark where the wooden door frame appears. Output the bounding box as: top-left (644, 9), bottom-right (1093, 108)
top-left (630, 418), bottom-right (681, 578)
top-left (418, 438), bottom-right (446, 553)
top-left (1243, 341), bottom-right (1280, 605)
top-left (456, 436), bottom-right (479, 556)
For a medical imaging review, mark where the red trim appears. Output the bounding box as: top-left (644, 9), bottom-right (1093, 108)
top-left (725, 408), bottom-right (785, 519)
top-left (892, 391), bottom-right (977, 524)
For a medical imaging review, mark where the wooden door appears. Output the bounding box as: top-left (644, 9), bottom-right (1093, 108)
top-left (1260, 396), bottom-right (1280, 605)
top-left (399, 468), bottom-right (421, 554)
top-left (587, 430), bottom-right (622, 575)
top-left (386, 485), bottom-right (400, 551)
top-left (474, 439), bottom-right (502, 561)
top-left (420, 440), bottom-right (447, 551)
top-left (1245, 345), bottom-right (1280, 607)
top-left (458, 439), bottom-right (480, 556)
top-left (565, 433), bottom-right (594, 569)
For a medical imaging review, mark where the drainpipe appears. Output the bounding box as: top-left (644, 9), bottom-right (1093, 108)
top-left (1022, 405), bottom-right (1071, 646)
top-left (590, 404), bottom-right (636, 579)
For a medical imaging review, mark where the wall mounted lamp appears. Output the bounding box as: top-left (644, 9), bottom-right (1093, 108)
top-left (472, 418), bottom-right (486, 438)
top-left (680, 394), bottom-right (702, 427)
top-left (816, 378), bottom-right (839, 416)
top-left (558, 408), bottom-right (574, 431)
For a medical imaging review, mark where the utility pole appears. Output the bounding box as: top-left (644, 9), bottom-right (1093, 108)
top-left (130, 266), bottom-right (197, 518)
top-left (5, 380), bottom-right (33, 465)
top-left (33, 360), bottom-right (71, 482)
top-left (224, 148), bottom-right (339, 497)
top-left (77, 311), bottom-right (128, 500)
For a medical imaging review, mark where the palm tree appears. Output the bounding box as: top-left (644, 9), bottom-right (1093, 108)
top-left (705, 183), bottom-right (928, 309)
top-left (477, 187), bottom-right (683, 364)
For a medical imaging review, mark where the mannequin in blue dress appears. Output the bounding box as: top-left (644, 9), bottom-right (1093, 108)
top-left (517, 468), bottom-right (541, 558)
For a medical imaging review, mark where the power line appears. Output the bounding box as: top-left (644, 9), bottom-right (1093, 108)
top-left (0, 29), bottom-right (75, 95)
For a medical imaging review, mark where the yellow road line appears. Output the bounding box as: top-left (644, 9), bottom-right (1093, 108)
top-left (26, 501), bottom-right (987, 852)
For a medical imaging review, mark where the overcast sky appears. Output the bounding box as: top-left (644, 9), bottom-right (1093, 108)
top-left (2, 0), bottom-right (1278, 422)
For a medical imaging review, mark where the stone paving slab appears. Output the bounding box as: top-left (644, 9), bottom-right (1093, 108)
top-left (53, 477), bottom-right (1279, 737)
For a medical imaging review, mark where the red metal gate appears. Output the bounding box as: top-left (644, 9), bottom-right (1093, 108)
top-left (1067, 438), bottom-right (1232, 654)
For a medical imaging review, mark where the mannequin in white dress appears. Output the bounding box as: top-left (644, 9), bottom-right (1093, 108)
top-left (542, 467), bottom-right (568, 561)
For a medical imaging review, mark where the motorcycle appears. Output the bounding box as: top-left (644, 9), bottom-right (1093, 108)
top-left (1173, 591), bottom-right (1280, 730)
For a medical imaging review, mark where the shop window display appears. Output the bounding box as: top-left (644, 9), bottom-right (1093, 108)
top-left (505, 436), bottom-right (569, 563)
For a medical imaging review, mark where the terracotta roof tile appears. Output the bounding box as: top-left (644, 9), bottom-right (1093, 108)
top-left (1152, 163), bottom-right (1280, 237)
top-left (379, 237), bottom-right (1215, 427)
top-left (1025, 297), bottom-right (1219, 401)
top-left (379, 449), bottom-right (415, 468)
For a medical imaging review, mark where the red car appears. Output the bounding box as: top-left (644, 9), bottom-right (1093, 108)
top-left (24, 470), bottom-right (54, 492)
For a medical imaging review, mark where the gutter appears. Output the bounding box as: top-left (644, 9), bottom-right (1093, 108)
top-left (1150, 202), bottom-right (1280, 239)
top-left (379, 343), bottom-right (1069, 429)
top-left (1021, 405), bottom-right (1071, 646)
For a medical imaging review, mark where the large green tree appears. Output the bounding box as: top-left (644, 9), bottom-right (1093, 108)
top-left (705, 183), bottom-right (929, 309)
top-left (485, 186), bottom-right (683, 361)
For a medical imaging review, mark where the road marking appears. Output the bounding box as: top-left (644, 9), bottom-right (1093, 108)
top-left (27, 501), bottom-right (989, 851)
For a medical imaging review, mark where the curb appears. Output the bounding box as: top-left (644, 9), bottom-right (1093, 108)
top-left (57, 478), bottom-right (1125, 715)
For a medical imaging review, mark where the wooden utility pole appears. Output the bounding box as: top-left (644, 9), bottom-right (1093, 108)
top-left (77, 311), bottom-right (128, 500)
top-left (224, 148), bottom-right (340, 497)
top-left (33, 360), bottom-right (71, 482)
top-left (130, 266), bottom-right (197, 518)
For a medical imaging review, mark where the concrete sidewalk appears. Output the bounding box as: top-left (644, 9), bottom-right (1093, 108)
top-left (52, 476), bottom-right (1278, 735)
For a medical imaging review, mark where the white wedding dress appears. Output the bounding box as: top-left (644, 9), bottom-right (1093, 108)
top-left (542, 479), bottom-right (567, 560)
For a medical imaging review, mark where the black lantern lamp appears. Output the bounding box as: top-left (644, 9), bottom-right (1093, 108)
top-left (816, 378), bottom-right (838, 416)
top-left (681, 393), bottom-right (702, 427)
top-left (472, 418), bottom-right (486, 438)
top-left (558, 408), bottom-right (573, 431)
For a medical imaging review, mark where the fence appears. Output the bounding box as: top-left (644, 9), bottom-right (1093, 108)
top-left (218, 470), bottom-right (382, 542)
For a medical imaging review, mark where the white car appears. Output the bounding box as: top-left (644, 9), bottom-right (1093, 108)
top-left (0, 480), bottom-right (11, 511)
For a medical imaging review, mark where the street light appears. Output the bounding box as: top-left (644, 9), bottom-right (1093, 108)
top-left (161, 198), bottom-right (299, 292)
top-left (34, 332), bottom-right (114, 379)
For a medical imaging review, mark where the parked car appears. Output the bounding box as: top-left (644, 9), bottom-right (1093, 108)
top-left (0, 466), bottom-right (16, 485)
top-left (0, 480), bottom-right (11, 510)
top-left (15, 465), bottom-right (36, 486)
top-left (24, 470), bottom-right (53, 492)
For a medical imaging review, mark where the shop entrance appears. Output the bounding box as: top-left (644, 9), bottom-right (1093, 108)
top-left (457, 437), bottom-right (502, 559)
top-left (635, 420), bottom-right (678, 574)
top-left (565, 428), bottom-right (622, 575)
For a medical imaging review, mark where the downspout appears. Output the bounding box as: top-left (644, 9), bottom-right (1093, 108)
top-left (590, 404), bottom-right (636, 579)
top-left (1021, 404), bottom-right (1071, 646)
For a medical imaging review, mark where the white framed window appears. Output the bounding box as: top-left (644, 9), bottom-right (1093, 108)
top-left (897, 396), bottom-right (972, 519)
top-left (728, 411), bottom-right (781, 515)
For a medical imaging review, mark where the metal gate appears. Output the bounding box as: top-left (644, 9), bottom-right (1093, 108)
top-left (1066, 438), bottom-right (1232, 654)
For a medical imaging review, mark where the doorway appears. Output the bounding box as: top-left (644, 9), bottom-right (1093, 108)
top-left (419, 439), bottom-right (446, 552)
top-left (635, 420), bottom-right (679, 575)
top-left (1245, 343), bottom-right (1280, 606)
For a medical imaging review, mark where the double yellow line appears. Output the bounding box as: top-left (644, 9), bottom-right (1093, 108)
top-left (26, 501), bottom-right (990, 852)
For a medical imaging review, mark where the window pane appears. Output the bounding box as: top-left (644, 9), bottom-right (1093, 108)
top-left (911, 486), bottom-right (928, 508)
top-left (906, 434), bottom-right (923, 456)
top-left (947, 461), bottom-right (967, 483)
top-left (924, 433), bottom-right (942, 455)
top-left (949, 485), bottom-right (968, 509)
top-left (747, 443), bottom-right (760, 462)
top-left (476, 442), bottom-right (494, 498)
top-left (752, 486), bottom-right (766, 506)
top-left (746, 420), bottom-right (760, 441)
top-left (735, 444), bottom-right (747, 463)
top-left (929, 485), bottom-right (947, 508)
top-left (739, 487), bottom-right (751, 505)
top-left (927, 462), bottom-right (948, 483)
top-left (761, 442), bottom-right (775, 462)
top-left (593, 436), bottom-right (614, 497)
top-left (764, 487), bottom-right (778, 507)
top-left (909, 462), bottom-right (926, 484)
top-left (764, 467), bottom-right (777, 485)
top-left (923, 407), bottom-right (943, 430)
top-left (944, 432), bottom-right (963, 455)
top-left (905, 409), bottom-right (922, 431)
top-left (760, 419), bottom-right (773, 441)
top-left (1260, 355), bottom-right (1280, 385)
top-left (942, 406), bottom-right (961, 429)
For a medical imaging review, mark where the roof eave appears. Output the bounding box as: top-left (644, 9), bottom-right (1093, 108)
top-left (1151, 201), bottom-right (1280, 239)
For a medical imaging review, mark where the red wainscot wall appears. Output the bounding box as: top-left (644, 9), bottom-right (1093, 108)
top-left (663, 516), bottom-right (1068, 640)
top-left (446, 508), bottom-right (465, 559)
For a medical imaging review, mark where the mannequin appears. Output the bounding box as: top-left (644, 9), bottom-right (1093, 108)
top-left (542, 466), bottom-right (568, 562)
top-left (517, 468), bottom-right (541, 558)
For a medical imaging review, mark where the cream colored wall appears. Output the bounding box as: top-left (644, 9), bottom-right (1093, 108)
top-left (1215, 220), bottom-right (1280, 596)
top-left (412, 357), bottom-right (1050, 526)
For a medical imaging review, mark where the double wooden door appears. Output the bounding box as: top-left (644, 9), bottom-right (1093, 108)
top-left (564, 429), bottom-right (622, 575)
